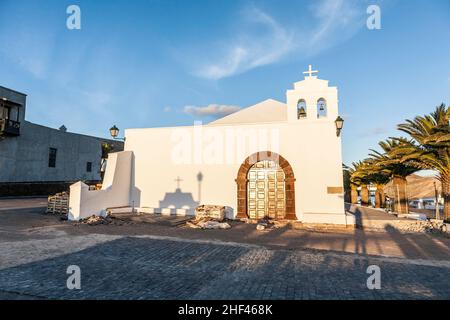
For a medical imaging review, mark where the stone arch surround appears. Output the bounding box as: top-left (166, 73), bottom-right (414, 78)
top-left (235, 151), bottom-right (296, 220)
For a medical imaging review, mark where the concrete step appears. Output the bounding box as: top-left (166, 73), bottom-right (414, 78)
top-left (106, 206), bottom-right (135, 214)
top-left (137, 207), bottom-right (193, 217)
top-left (137, 207), bottom-right (160, 214)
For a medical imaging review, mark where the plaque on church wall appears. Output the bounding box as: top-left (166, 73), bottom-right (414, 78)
top-left (327, 187), bottom-right (343, 194)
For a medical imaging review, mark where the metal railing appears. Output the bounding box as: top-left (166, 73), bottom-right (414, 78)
top-left (0, 118), bottom-right (20, 136)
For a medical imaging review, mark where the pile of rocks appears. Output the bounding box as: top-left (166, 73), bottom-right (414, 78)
top-left (79, 215), bottom-right (113, 226)
top-left (195, 205), bottom-right (226, 220)
top-left (237, 217), bottom-right (287, 231)
top-left (186, 205), bottom-right (231, 229)
top-left (252, 218), bottom-right (285, 231)
top-left (381, 219), bottom-right (448, 234)
top-left (424, 220), bottom-right (447, 234)
top-left (187, 218), bottom-right (231, 230)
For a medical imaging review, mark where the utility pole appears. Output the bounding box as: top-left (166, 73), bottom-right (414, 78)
top-left (434, 181), bottom-right (440, 220)
top-left (396, 184), bottom-right (401, 214)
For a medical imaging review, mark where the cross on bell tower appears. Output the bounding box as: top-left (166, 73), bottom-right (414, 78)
top-left (303, 64), bottom-right (318, 78)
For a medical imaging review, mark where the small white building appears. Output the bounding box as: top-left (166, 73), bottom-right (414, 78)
top-left (69, 66), bottom-right (353, 225)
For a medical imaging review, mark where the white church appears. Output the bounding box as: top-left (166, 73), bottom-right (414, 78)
top-left (69, 66), bottom-right (353, 226)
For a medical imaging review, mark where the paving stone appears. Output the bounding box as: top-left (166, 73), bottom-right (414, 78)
top-left (0, 236), bottom-right (449, 299)
top-left (1, 198), bottom-right (449, 300)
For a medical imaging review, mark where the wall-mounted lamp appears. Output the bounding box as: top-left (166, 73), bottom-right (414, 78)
top-left (335, 116), bottom-right (344, 137)
top-left (109, 125), bottom-right (125, 141)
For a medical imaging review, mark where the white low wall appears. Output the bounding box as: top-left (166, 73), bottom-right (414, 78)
top-left (124, 120), bottom-right (346, 222)
top-left (68, 151), bottom-right (133, 221)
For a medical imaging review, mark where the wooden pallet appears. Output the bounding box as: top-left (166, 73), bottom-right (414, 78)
top-left (46, 191), bottom-right (69, 214)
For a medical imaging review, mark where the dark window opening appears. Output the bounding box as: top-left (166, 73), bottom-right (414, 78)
top-left (86, 162), bottom-right (92, 172)
top-left (48, 148), bottom-right (57, 168)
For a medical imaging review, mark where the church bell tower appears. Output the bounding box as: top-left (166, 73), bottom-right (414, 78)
top-left (286, 65), bottom-right (339, 123)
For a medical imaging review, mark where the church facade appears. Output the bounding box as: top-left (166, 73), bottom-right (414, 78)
top-left (69, 66), bottom-right (353, 225)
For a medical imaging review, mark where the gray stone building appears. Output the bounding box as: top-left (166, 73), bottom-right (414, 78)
top-left (0, 86), bottom-right (123, 196)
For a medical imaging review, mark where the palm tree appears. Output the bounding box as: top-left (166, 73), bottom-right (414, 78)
top-left (345, 162), bottom-right (362, 204)
top-left (397, 103), bottom-right (450, 220)
top-left (342, 164), bottom-right (352, 203)
top-left (363, 159), bottom-right (390, 208)
top-left (349, 160), bottom-right (372, 206)
top-left (369, 138), bottom-right (419, 214)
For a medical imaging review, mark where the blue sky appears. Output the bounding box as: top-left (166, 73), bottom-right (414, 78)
top-left (0, 0), bottom-right (449, 165)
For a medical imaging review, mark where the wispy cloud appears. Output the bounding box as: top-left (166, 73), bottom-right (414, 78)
top-left (197, 7), bottom-right (294, 80)
top-left (193, 0), bottom-right (365, 80)
top-left (307, 0), bottom-right (363, 53)
top-left (183, 104), bottom-right (241, 117)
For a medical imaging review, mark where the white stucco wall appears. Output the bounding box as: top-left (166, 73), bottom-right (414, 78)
top-left (124, 119), bottom-right (346, 222)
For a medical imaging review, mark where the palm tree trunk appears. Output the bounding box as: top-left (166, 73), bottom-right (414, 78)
top-left (360, 185), bottom-right (369, 206)
top-left (442, 176), bottom-right (450, 222)
top-left (392, 175), bottom-right (408, 214)
top-left (351, 186), bottom-right (358, 204)
top-left (375, 184), bottom-right (384, 208)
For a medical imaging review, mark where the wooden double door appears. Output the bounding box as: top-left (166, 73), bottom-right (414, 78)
top-left (247, 160), bottom-right (286, 219)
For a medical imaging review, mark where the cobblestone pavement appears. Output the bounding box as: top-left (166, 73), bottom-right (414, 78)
top-left (0, 198), bottom-right (449, 300)
top-left (0, 232), bottom-right (449, 299)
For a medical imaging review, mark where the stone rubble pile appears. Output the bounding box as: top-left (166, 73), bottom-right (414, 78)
top-left (186, 217), bottom-right (231, 229)
top-left (79, 215), bottom-right (114, 226)
top-left (423, 220), bottom-right (447, 233)
top-left (254, 218), bottom-right (285, 231)
top-left (187, 205), bottom-right (231, 229)
top-left (239, 217), bottom-right (285, 231)
top-left (195, 205), bottom-right (226, 220)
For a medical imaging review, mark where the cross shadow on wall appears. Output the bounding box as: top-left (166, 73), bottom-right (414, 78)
top-left (158, 174), bottom-right (201, 215)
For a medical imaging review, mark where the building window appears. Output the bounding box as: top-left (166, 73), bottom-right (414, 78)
top-left (86, 162), bottom-right (92, 172)
top-left (297, 99), bottom-right (307, 119)
top-left (317, 98), bottom-right (327, 118)
top-left (48, 148), bottom-right (57, 168)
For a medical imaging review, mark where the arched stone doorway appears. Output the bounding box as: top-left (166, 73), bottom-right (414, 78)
top-left (236, 151), bottom-right (296, 220)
